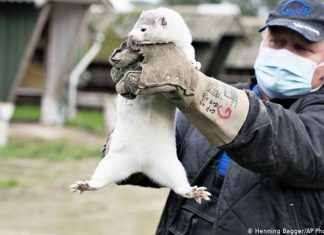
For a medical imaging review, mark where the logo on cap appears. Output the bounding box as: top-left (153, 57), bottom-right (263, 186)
top-left (280, 0), bottom-right (314, 17)
top-left (292, 22), bottom-right (320, 36)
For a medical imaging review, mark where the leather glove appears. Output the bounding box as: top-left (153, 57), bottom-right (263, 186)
top-left (110, 42), bottom-right (197, 103)
top-left (109, 43), bottom-right (143, 99)
top-left (109, 42), bottom-right (250, 147)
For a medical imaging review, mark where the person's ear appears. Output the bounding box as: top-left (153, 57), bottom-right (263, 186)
top-left (312, 63), bottom-right (324, 89)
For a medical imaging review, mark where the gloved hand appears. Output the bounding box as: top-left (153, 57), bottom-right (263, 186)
top-left (109, 43), bottom-right (143, 99)
top-left (110, 42), bottom-right (198, 104)
top-left (109, 42), bottom-right (250, 147)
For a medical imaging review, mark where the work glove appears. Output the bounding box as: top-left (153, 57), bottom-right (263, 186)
top-left (109, 42), bottom-right (250, 147)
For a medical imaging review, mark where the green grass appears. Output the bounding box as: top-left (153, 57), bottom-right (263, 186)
top-left (65, 109), bottom-right (106, 135)
top-left (13, 105), bottom-right (106, 135)
top-left (0, 179), bottom-right (20, 189)
top-left (12, 105), bottom-right (40, 121)
top-left (0, 138), bottom-right (101, 161)
top-left (6, 105), bottom-right (105, 160)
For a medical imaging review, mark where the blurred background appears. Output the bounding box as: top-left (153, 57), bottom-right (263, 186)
top-left (0, 0), bottom-right (279, 234)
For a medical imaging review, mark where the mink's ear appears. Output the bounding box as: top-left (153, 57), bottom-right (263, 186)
top-left (156, 16), bottom-right (167, 27)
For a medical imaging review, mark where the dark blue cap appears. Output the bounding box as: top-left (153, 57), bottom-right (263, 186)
top-left (259, 0), bottom-right (324, 42)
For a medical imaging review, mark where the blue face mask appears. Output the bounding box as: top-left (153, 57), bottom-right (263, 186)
top-left (254, 46), bottom-right (323, 99)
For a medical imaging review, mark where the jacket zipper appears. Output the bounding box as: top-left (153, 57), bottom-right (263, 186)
top-left (188, 217), bottom-right (199, 235)
top-left (288, 202), bottom-right (301, 229)
top-left (167, 149), bottom-right (220, 234)
top-left (212, 161), bottom-right (233, 234)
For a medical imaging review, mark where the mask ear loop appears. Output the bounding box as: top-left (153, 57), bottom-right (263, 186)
top-left (317, 62), bottom-right (324, 68)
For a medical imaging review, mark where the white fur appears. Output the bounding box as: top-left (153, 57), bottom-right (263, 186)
top-left (89, 95), bottom-right (193, 195)
top-left (70, 8), bottom-right (208, 203)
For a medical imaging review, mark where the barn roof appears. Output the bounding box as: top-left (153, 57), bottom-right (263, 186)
top-left (225, 17), bottom-right (265, 69)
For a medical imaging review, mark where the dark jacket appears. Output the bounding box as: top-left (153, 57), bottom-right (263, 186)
top-left (116, 84), bottom-right (324, 234)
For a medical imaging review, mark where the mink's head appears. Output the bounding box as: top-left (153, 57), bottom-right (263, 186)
top-left (128, 8), bottom-right (188, 47)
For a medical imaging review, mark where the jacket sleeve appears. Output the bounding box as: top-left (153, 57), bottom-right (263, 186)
top-left (226, 91), bottom-right (324, 188)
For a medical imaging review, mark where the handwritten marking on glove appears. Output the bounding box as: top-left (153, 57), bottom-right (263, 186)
top-left (217, 105), bottom-right (232, 120)
top-left (199, 83), bottom-right (236, 120)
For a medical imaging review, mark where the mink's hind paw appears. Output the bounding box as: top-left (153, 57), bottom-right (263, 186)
top-left (184, 186), bottom-right (211, 204)
top-left (69, 180), bottom-right (97, 194)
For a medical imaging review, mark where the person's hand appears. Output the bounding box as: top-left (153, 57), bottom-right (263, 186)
top-left (109, 42), bottom-right (199, 107)
top-left (109, 43), bottom-right (143, 99)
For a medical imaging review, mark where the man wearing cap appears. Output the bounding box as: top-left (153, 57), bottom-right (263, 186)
top-left (107, 0), bottom-right (324, 234)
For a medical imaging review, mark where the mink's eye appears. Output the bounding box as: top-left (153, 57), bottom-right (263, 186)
top-left (141, 27), bottom-right (147, 32)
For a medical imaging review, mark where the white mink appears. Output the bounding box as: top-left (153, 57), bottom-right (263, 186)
top-left (128, 7), bottom-right (200, 69)
top-left (70, 7), bottom-right (209, 203)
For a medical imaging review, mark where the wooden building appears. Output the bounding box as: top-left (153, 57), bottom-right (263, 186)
top-left (0, 0), bottom-right (101, 125)
top-left (0, 0), bottom-right (101, 146)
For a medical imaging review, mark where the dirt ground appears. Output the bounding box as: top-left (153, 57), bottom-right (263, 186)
top-left (0, 123), bottom-right (169, 235)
